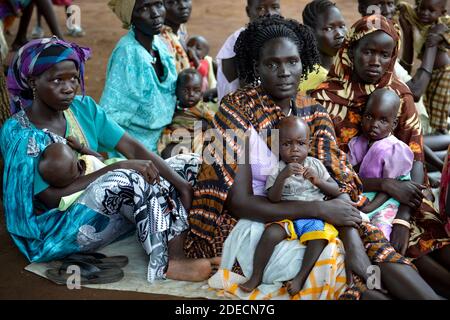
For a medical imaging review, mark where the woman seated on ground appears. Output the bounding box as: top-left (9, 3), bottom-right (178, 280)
top-left (184, 15), bottom-right (440, 300)
top-left (0, 37), bottom-right (215, 284)
top-left (357, 0), bottom-right (448, 176)
top-left (101, 0), bottom-right (177, 154)
top-left (311, 14), bottom-right (450, 298)
top-left (299, 0), bottom-right (347, 95)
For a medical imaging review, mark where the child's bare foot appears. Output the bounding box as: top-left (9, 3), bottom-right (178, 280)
top-left (166, 258), bottom-right (212, 282)
top-left (238, 276), bottom-right (262, 292)
top-left (286, 275), bottom-right (307, 296)
top-left (209, 257), bottom-right (221, 266)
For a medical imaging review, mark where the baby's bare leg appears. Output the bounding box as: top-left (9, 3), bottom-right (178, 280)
top-left (287, 239), bottom-right (327, 296)
top-left (239, 224), bottom-right (286, 292)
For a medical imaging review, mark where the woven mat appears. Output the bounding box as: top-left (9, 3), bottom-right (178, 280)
top-left (25, 235), bottom-right (228, 299)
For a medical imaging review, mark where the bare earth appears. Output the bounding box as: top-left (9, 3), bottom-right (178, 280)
top-left (0, 0), bottom-right (419, 300)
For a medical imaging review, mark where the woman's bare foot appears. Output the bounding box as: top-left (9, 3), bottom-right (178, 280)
top-left (238, 275), bottom-right (262, 292)
top-left (166, 258), bottom-right (212, 282)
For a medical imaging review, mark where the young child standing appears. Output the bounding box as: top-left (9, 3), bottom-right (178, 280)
top-left (32, 0), bottom-right (85, 39)
top-left (239, 116), bottom-right (341, 296)
top-left (186, 35), bottom-right (217, 95)
top-left (158, 68), bottom-right (218, 158)
top-left (348, 88), bottom-right (415, 239)
top-left (398, 0), bottom-right (450, 133)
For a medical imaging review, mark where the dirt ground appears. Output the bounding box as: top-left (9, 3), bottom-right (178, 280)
top-left (2, 0), bottom-right (372, 102)
top-left (0, 0), bottom-right (419, 300)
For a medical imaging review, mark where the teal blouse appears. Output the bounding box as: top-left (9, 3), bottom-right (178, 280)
top-left (33, 96), bottom-right (125, 195)
top-left (100, 29), bottom-right (177, 154)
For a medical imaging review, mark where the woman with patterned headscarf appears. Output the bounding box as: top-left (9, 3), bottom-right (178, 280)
top-left (312, 15), bottom-right (450, 298)
top-left (100, 0), bottom-right (178, 155)
top-left (0, 37), bottom-right (214, 284)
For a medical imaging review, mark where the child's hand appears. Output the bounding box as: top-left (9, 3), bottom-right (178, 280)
top-left (303, 167), bottom-right (319, 185)
top-left (66, 136), bottom-right (84, 153)
top-left (280, 163), bottom-right (305, 179)
top-left (426, 23), bottom-right (448, 47)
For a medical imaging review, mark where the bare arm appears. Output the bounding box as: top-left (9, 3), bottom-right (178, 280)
top-left (37, 133), bottom-right (193, 210)
top-left (226, 140), bottom-right (362, 226)
top-left (314, 177), bottom-right (342, 198)
top-left (267, 174), bottom-right (288, 203)
top-left (115, 132), bottom-right (192, 194)
top-left (222, 57), bottom-right (238, 83)
top-left (399, 11), bottom-right (414, 73)
top-left (360, 192), bottom-right (390, 213)
top-left (406, 45), bottom-right (437, 102)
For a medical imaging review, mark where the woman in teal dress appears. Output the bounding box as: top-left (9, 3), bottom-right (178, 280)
top-left (1, 37), bottom-right (213, 283)
top-left (100, 0), bottom-right (178, 154)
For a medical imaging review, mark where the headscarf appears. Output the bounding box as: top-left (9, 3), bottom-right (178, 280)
top-left (108, 0), bottom-right (136, 29)
top-left (312, 14), bottom-right (409, 108)
top-left (7, 36), bottom-right (91, 114)
top-left (311, 14), bottom-right (424, 161)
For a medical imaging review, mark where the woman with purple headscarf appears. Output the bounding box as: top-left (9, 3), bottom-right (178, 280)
top-left (0, 37), bottom-right (214, 284)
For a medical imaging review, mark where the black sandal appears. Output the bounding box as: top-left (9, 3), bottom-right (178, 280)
top-left (46, 260), bottom-right (124, 285)
top-left (49, 252), bottom-right (128, 269)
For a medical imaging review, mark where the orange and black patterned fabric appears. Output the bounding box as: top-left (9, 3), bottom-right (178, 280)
top-left (185, 85), bottom-right (363, 258)
top-left (311, 15), bottom-right (424, 162)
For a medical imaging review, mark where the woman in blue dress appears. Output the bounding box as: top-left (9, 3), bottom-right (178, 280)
top-left (1, 36), bottom-right (213, 283)
top-left (100, 0), bottom-right (178, 154)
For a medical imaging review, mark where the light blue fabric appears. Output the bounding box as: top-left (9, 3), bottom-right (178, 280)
top-left (363, 174), bottom-right (411, 219)
top-left (33, 96), bottom-right (125, 195)
top-left (0, 98), bottom-right (126, 263)
top-left (100, 29), bottom-right (177, 154)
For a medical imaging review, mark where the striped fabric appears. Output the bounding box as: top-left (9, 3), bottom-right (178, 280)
top-left (185, 86), bottom-right (363, 258)
top-left (311, 15), bottom-right (425, 163)
top-left (208, 238), bottom-right (347, 300)
top-left (424, 64), bottom-right (450, 133)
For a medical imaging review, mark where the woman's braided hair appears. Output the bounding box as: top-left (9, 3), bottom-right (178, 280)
top-left (302, 0), bottom-right (337, 29)
top-left (234, 14), bottom-right (320, 86)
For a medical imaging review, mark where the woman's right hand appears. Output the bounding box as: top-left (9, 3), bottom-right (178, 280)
top-left (381, 179), bottom-right (425, 208)
top-left (320, 199), bottom-right (362, 228)
top-left (119, 160), bottom-right (160, 184)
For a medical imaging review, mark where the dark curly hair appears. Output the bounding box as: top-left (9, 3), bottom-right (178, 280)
top-left (302, 0), bottom-right (337, 30)
top-left (234, 15), bottom-right (320, 86)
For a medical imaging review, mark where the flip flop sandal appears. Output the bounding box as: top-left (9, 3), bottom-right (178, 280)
top-left (46, 260), bottom-right (124, 285)
top-left (69, 252), bottom-right (129, 268)
top-left (48, 252), bottom-right (129, 269)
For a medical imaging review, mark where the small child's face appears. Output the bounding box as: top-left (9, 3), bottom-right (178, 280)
top-left (187, 38), bottom-right (209, 60)
top-left (176, 74), bottom-right (203, 108)
top-left (416, 0), bottom-right (446, 24)
top-left (362, 95), bottom-right (398, 141)
top-left (279, 122), bottom-right (310, 164)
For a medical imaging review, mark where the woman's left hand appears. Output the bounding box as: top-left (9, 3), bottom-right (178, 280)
top-left (390, 224), bottom-right (410, 256)
top-left (179, 183), bottom-right (194, 212)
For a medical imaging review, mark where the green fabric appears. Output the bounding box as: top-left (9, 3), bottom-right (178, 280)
top-left (363, 174), bottom-right (411, 219)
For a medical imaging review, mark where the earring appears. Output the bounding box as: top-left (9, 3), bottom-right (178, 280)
top-left (32, 85), bottom-right (37, 100)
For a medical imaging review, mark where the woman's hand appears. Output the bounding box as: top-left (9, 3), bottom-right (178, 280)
top-left (390, 224), bottom-right (410, 255)
top-left (321, 199), bottom-right (362, 228)
top-left (381, 179), bottom-right (425, 208)
top-left (119, 160), bottom-right (160, 184)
